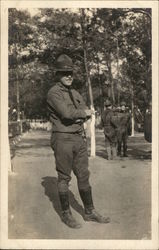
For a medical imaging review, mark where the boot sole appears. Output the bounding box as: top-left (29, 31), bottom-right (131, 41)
top-left (62, 219), bottom-right (82, 229)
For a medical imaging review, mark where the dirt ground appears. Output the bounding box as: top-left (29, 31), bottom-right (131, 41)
top-left (8, 130), bottom-right (151, 239)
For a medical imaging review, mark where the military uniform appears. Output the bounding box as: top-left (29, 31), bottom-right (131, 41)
top-left (47, 54), bottom-right (110, 229)
top-left (144, 105), bottom-right (152, 143)
top-left (116, 102), bottom-right (131, 157)
top-left (47, 82), bottom-right (90, 192)
top-left (102, 100), bottom-right (118, 159)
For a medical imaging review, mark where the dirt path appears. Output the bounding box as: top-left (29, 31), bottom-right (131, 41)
top-left (8, 130), bottom-right (151, 239)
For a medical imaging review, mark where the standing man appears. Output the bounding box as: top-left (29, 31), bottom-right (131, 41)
top-left (47, 54), bottom-right (110, 229)
top-left (117, 101), bottom-right (131, 157)
top-left (144, 100), bottom-right (152, 143)
top-left (102, 99), bottom-right (118, 160)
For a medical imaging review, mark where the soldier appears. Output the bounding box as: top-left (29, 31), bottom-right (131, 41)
top-left (102, 99), bottom-right (118, 160)
top-left (116, 101), bottom-right (131, 157)
top-left (47, 54), bottom-right (110, 229)
top-left (144, 100), bottom-right (152, 143)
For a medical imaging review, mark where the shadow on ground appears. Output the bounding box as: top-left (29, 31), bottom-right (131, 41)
top-left (96, 148), bottom-right (151, 161)
top-left (41, 176), bottom-right (85, 220)
top-left (96, 150), bottom-right (108, 159)
top-left (11, 130), bottom-right (151, 161)
top-left (128, 148), bottom-right (151, 160)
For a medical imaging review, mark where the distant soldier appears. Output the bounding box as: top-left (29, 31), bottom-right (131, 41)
top-left (144, 101), bottom-right (152, 143)
top-left (102, 100), bottom-right (118, 160)
top-left (116, 101), bottom-right (131, 157)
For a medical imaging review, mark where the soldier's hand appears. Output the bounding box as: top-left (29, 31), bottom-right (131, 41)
top-left (75, 119), bottom-right (83, 124)
top-left (84, 109), bottom-right (95, 117)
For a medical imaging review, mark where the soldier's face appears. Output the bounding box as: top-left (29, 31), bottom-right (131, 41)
top-left (60, 72), bottom-right (73, 86)
top-left (121, 106), bottom-right (126, 111)
top-left (107, 105), bottom-right (112, 109)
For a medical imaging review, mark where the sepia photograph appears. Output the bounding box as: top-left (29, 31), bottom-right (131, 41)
top-left (0, 1), bottom-right (158, 249)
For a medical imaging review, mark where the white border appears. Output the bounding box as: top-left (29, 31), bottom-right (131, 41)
top-left (1, 1), bottom-right (158, 249)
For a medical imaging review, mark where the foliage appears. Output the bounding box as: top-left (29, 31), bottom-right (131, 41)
top-left (8, 8), bottom-right (151, 119)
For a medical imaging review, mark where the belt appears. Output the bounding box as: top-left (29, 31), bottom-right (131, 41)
top-left (52, 131), bottom-right (83, 135)
top-left (52, 131), bottom-right (86, 139)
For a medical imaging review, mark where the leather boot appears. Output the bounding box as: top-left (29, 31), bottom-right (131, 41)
top-left (59, 192), bottom-right (81, 229)
top-left (61, 209), bottom-right (81, 229)
top-left (106, 146), bottom-right (112, 160)
top-left (79, 187), bottom-right (110, 224)
top-left (84, 208), bottom-right (110, 223)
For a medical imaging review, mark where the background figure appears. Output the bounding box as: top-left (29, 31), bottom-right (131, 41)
top-left (144, 101), bottom-right (152, 143)
top-left (102, 100), bottom-right (118, 160)
top-left (47, 54), bottom-right (110, 229)
top-left (116, 101), bottom-right (131, 157)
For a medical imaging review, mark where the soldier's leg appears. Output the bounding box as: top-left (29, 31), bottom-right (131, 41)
top-left (51, 133), bottom-right (81, 229)
top-left (123, 132), bottom-right (128, 157)
top-left (117, 132), bottom-right (122, 156)
top-left (112, 144), bottom-right (118, 159)
top-left (105, 136), bottom-right (112, 160)
top-left (107, 146), bottom-right (112, 160)
top-left (111, 134), bottom-right (118, 159)
top-left (73, 136), bottom-right (110, 224)
top-left (117, 140), bottom-right (121, 156)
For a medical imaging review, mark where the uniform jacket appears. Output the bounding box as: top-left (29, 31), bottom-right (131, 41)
top-left (47, 82), bottom-right (87, 133)
top-left (144, 109), bottom-right (152, 143)
top-left (119, 111), bottom-right (131, 129)
top-left (102, 109), bottom-right (118, 138)
top-left (116, 111), bottom-right (131, 139)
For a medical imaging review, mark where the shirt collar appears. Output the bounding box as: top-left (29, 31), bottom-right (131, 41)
top-left (57, 81), bottom-right (73, 92)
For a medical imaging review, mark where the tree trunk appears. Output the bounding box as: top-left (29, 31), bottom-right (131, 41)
top-left (107, 59), bottom-right (115, 105)
top-left (131, 86), bottom-right (135, 136)
top-left (96, 58), bottom-right (104, 113)
top-left (83, 47), bottom-right (96, 157)
top-left (81, 9), bottom-right (96, 157)
top-left (16, 70), bottom-right (23, 134)
top-left (116, 38), bottom-right (120, 106)
top-left (16, 75), bottom-right (20, 122)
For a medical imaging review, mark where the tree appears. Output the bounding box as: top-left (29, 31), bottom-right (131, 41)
top-left (9, 7), bottom-right (151, 137)
top-left (80, 9), bottom-right (96, 156)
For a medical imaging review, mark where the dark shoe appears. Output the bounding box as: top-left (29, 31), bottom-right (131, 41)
top-left (79, 188), bottom-right (110, 223)
top-left (61, 210), bottom-right (81, 229)
top-left (84, 209), bottom-right (110, 224)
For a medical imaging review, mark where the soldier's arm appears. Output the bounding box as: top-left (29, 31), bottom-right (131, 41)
top-left (101, 111), bottom-right (105, 127)
top-left (110, 114), bottom-right (118, 128)
top-left (75, 91), bottom-right (88, 109)
top-left (127, 113), bottom-right (132, 129)
top-left (47, 90), bottom-right (87, 121)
